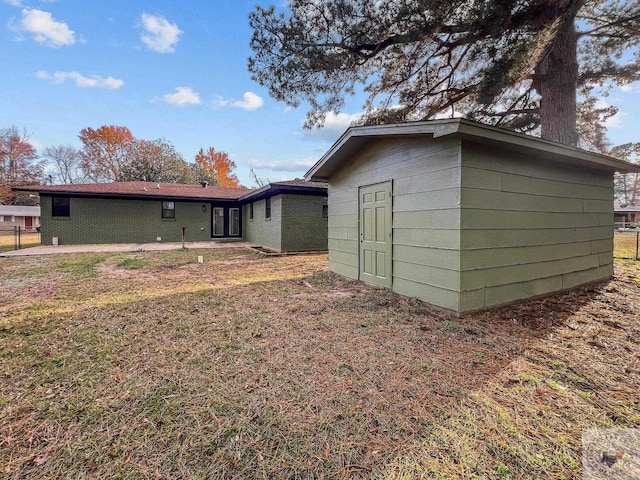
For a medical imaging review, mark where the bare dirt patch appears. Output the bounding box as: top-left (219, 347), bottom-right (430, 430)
top-left (0, 249), bottom-right (638, 479)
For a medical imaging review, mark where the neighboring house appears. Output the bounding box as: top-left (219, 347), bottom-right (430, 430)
top-left (14, 180), bottom-right (327, 252)
top-left (0, 205), bottom-right (41, 231)
top-left (614, 203), bottom-right (640, 229)
top-left (306, 118), bottom-right (640, 314)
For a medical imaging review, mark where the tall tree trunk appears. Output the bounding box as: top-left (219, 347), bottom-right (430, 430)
top-left (537, 4), bottom-right (581, 146)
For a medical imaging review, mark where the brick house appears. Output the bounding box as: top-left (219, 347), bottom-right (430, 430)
top-left (14, 180), bottom-right (327, 252)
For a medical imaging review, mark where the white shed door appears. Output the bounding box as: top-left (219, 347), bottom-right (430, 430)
top-left (359, 181), bottom-right (392, 288)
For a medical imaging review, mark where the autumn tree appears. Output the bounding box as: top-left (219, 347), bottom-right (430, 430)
top-left (42, 145), bottom-right (87, 184)
top-left (248, 0), bottom-right (640, 147)
top-left (119, 139), bottom-right (194, 183)
top-left (192, 147), bottom-right (240, 187)
top-left (0, 126), bottom-right (45, 204)
top-left (79, 125), bottom-right (135, 182)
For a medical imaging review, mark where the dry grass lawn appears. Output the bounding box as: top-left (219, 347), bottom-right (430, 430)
top-left (0, 231), bottom-right (40, 253)
top-left (1, 248), bottom-right (638, 479)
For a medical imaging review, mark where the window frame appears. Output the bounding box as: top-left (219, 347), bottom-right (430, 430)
top-left (213, 207), bottom-right (224, 236)
top-left (229, 207), bottom-right (240, 236)
top-left (322, 197), bottom-right (328, 218)
top-left (265, 197), bottom-right (271, 220)
top-left (249, 202), bottom-right (254, 221)
top-left (52, 196), bottom-right (70, 217)
top-left (161, 201), bottom-right (175, 219)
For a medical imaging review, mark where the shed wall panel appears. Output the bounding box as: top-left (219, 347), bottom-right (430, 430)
top-left (393, 228), bottom-right (460, 249)
top-left (394, 244), bottom-right (460, 270)
top-left (562, 265), bottom-right (612, 290)
top-left (462, 254), bottom-right (602, 290)
top-left (393, 278), bottom-right (459, 312)
top-left (327, 200), bottom-right (358, 216)
top-left (460, 143), bottom-right (614, 310)
top-left (462, 142), bottom-right (613, 187)
top-left (393, 209), bottom-right (460, 229)
top-left (484, 276), bottom-right (565, 307)
top-left (327, 137), bottom-right (463, 310)
top-left (329, 259), bottom-right (360, 280)
top-left (500, 172), bottom-right (613, 199)
top-left (460, 226), bottom-right (612, 249)
top-left (393, 261), bottom-right (459, 291)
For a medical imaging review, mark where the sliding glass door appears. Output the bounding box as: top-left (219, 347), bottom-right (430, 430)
top-left (211, 204), bottom-right (242, 238)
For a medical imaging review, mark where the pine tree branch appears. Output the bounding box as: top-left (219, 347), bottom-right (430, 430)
top-left (577, 11), bottom-right (640, 37)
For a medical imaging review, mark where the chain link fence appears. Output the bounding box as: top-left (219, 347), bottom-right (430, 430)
top-left (0, 227), bottom-right (41, 252)
top-left (614, 231), bottom-right (640, 260)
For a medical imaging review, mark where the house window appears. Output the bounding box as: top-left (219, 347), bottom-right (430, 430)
top-left (249, 202), bottom-right (254, 221)
top-left (2, 216), bottom-right (13, 222)
top-left (213, 207), bottom-right (224, 236)
top-left (265, 198), bottom-right (271, 219)
top-left (52, 196), bottom-right (70, 217)
top-left (229, 208), bottom-right (240, 236)
top-left (162, 201), bottom-right (175, 218)
top-left (322, 197), bottom-right (328, 218)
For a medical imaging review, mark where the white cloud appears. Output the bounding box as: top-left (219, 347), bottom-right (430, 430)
top-left (246, 157), bottom-right (316, 172)
top-left (162, 87), bottom-right (201, 106)
top-left (212, 95), bottom-right (229, 108)
top-left (214, 91), bottom-right (264, 111)
top-left (37, 70), bottom-right (124, 89)
top-left (4, 0), bottom-right (24, 6)
top-left (232, 91), bottom-right (264, 110)
top-left (16, 8), bottom-right (75, 47)
top-left (140, 13), bottom-right (182, 53)
top-left (305, 111), bottom-right (362, 141)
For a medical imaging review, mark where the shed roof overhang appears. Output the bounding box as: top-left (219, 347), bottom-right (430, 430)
top-left (305, 118), bottom-right (640, 181)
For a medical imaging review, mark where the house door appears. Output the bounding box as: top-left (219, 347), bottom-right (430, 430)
top-left (211, 205), bottom-right (242, 238)
top-left (24, 216), bottom-right (33, 228)
top-left (359, 181), bottom-right (392, 288)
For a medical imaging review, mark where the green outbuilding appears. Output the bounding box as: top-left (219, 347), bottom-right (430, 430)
top-left (306, 118), bottom-right (640, 314)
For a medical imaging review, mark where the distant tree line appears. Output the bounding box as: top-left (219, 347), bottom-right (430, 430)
top-left (0, 124), bottom-right (239, 205)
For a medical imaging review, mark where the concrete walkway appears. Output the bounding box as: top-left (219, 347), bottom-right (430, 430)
top-left (0, 241), bottom-right (253, 257)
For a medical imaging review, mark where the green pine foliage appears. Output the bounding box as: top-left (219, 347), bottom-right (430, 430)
top-left (249, 0), bottom-right (640, 147)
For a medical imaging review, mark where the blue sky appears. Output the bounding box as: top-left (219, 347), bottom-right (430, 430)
top-left (2, 0), bottom-right (639, 187)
